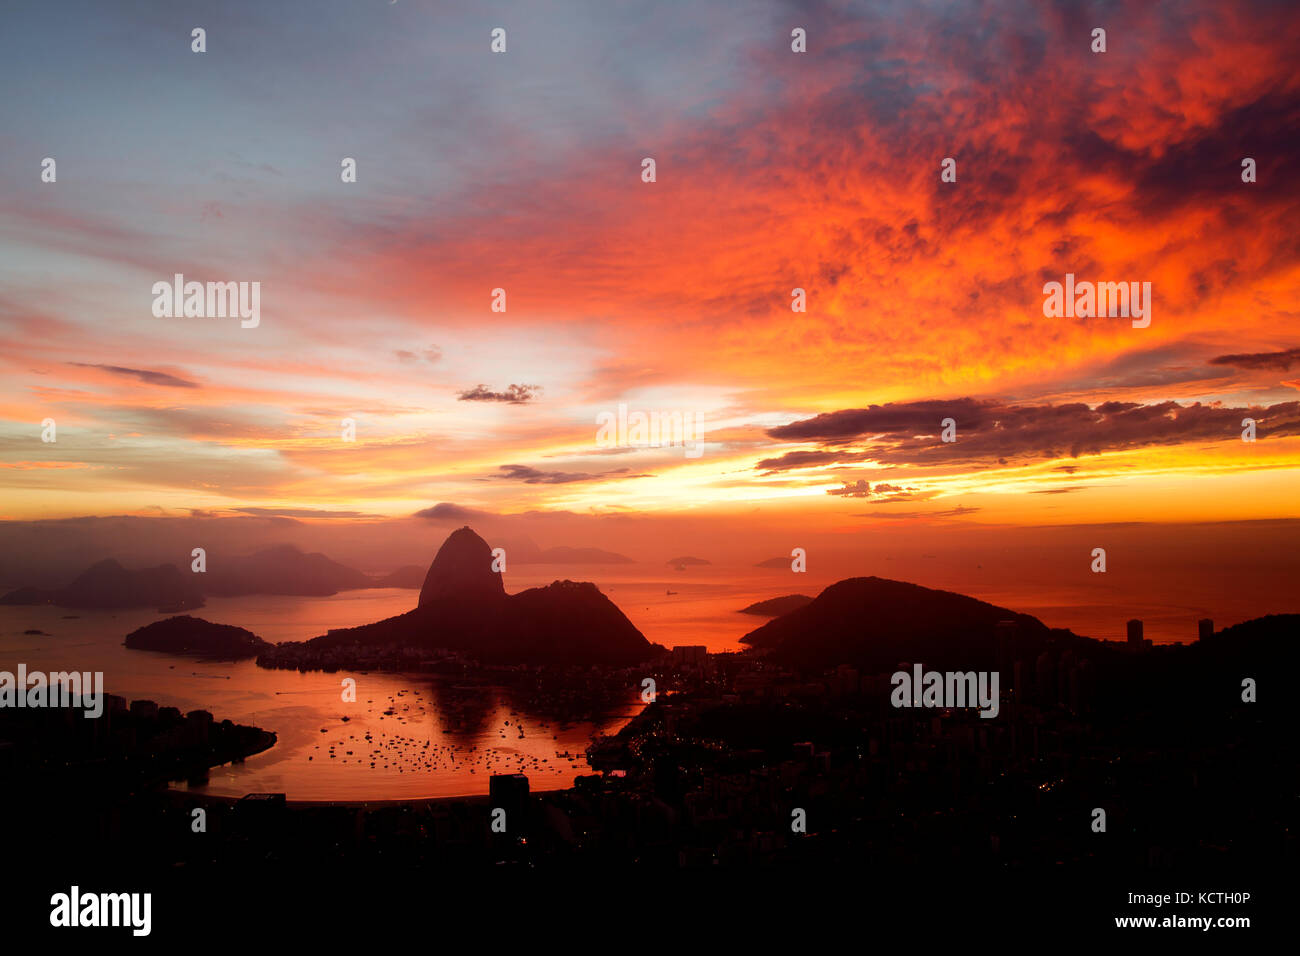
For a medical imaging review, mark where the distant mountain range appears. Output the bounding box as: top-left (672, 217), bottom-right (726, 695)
top-left (370, 565), bottom-right (427, 589)
top-left (0, 539), bottom-right (640, 609)
top-left (0, 559), bottom-right (203, 611)
top-left (201, 544), bottom-right (373, 597)
top-left (0, 546), bottom-right (367, 608)
top-left (270, 527), bottom-right (660, 666)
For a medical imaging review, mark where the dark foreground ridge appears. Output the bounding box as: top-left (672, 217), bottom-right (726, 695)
top-left (4, 611), bottom-right (1289, 932)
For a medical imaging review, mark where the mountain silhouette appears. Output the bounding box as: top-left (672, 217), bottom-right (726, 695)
top-left (482, 580), bottom-right (648, 661)
top-left (419, 526), bottom-right (506, 606)
top-left (741, 576), bottom-right (1072, 669)
top-left (275, 527), bottom-right (657, 665)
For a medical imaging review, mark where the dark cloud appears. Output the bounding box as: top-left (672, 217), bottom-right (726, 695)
top-left (1210, 347), bottom-right (1300, 371)
top-left (70, 363), bottom-right (198, 388)
top-left (768, 399), bottom-right (991, 444)
top-left (764, 398), bottom-right (1300, 468)
top-left (1131, 91), bottom-right (1300, 216)
top-left (457, 384), bottom-right (541, 404)
top-left (1048, 344), bottom-right (1237, 394)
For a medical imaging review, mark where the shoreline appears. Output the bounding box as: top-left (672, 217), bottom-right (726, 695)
top-left (161, 784), bottom-right (585, 810)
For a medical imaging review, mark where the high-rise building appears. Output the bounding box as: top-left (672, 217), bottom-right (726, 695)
top-left (1198, 618), bottom-right (1214, 641)
top-left (670, 645), bottom-right (708, 665)
top-left (1126, 619), bottom-right (1144, 645)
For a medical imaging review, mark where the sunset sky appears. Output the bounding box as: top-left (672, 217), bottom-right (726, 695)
top-left (3, 0), bottom-right (1299, 538)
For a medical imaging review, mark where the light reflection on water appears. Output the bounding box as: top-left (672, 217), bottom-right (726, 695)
top-left (0, 587), bottom-right (653, 801)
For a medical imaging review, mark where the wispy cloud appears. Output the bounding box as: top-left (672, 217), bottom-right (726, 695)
top-left (69, 363), bottom-right (198, 389)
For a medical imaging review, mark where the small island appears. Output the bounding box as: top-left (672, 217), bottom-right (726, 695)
top-left (125, 615), bottom-right (271, 659)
